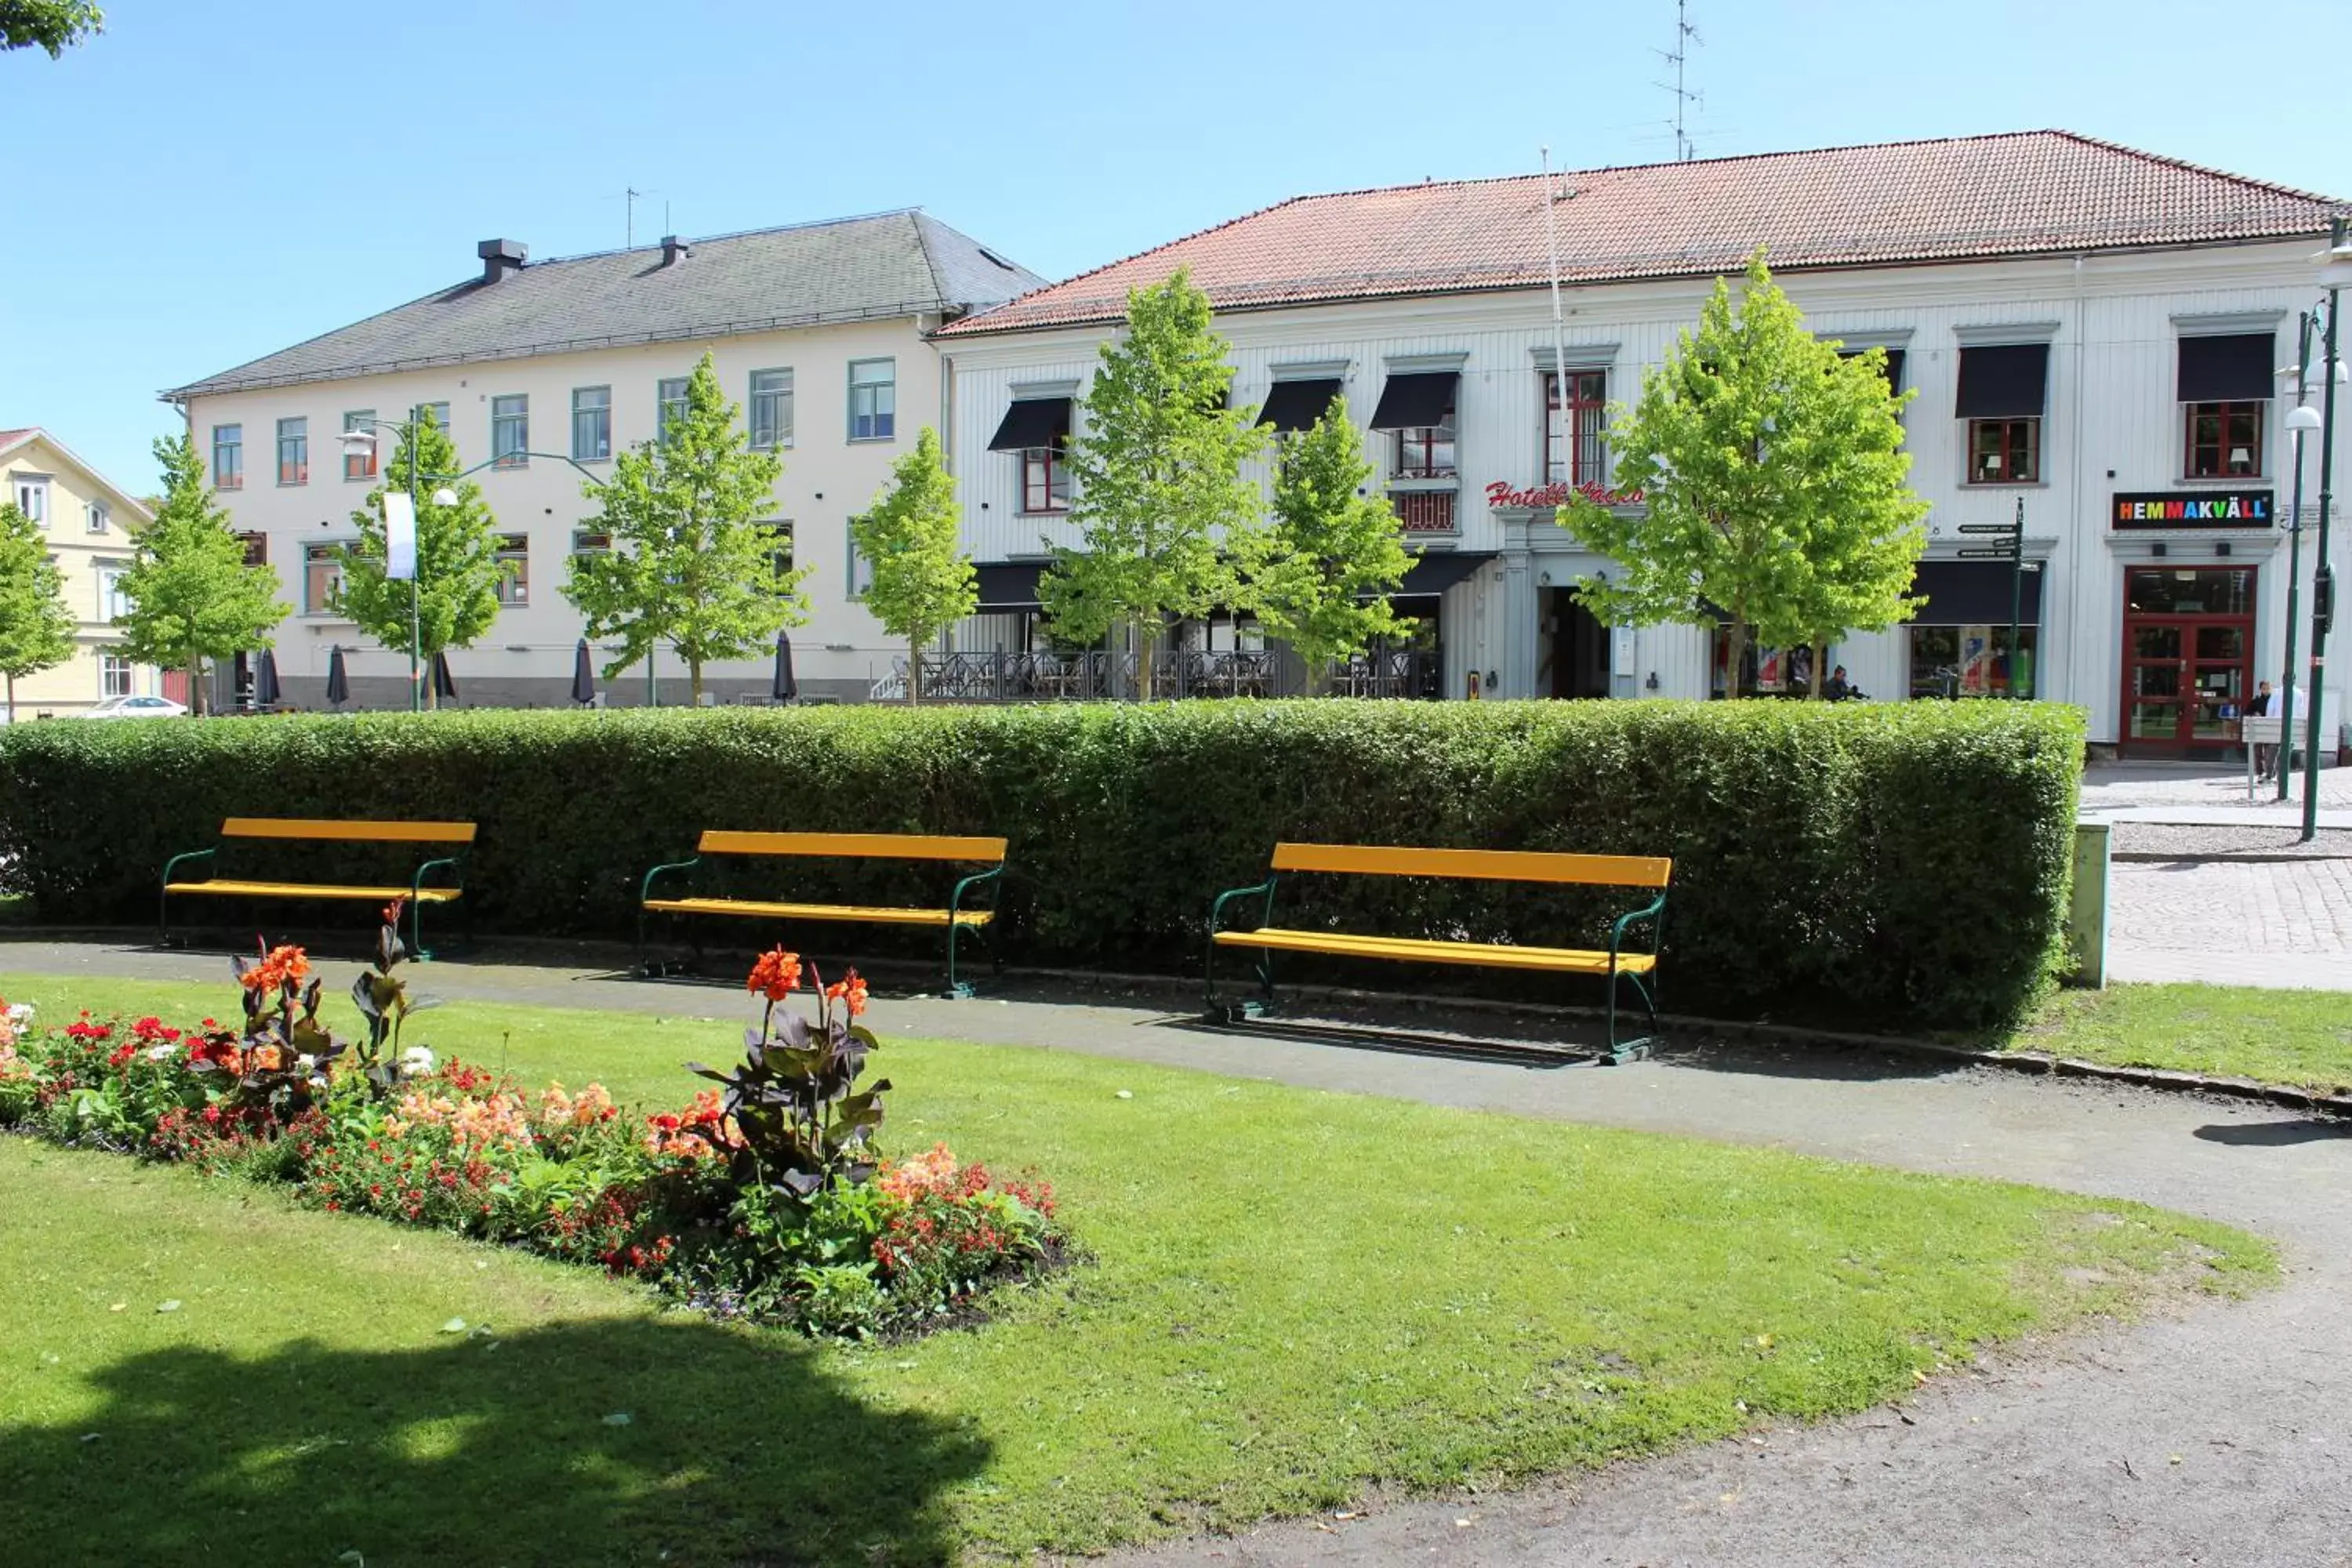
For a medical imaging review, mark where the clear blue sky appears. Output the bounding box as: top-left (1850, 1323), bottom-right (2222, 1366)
top-left (7, 0), bottom-right (2351, 491)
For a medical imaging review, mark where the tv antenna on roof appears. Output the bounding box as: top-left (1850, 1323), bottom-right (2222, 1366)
top-left (618, 187), bottom-right (665, 249)
top-left (1653, 0), bottom-right (1704, 162)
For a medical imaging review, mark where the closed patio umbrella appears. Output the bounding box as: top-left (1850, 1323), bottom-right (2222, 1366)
top-left (571, 639), bottom-right (597, 706)
top-left (253, 648), bottom-right (282, 708)
top-left (431, 651), bottom-right (458, 706)
top-left (325, 645), bottom-right (350, 707)
top-left (771, 630), bottom-right (798, 703)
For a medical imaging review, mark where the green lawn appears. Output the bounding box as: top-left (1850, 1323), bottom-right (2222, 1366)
top-left (2016, 982), bottom-right (2352, 1091)
top-left (0, 971), bottom-right (2274, 1566)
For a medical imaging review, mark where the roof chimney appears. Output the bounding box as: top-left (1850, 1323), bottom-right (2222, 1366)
top-left (476, 238), bottom-right (528, 283)
top-left (660, 234), bottom-right (691, 267)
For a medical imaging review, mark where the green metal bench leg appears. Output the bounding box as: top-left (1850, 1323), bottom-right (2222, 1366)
top-left (946, 919), bottom-right (975, 1000)
top-left (1601, 967), bottom-right (1658, 1065)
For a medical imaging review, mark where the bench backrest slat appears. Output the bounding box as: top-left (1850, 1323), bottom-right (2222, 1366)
top-left (1269, 842), bottom-right (1671, 888)
top-left (698, 829), bottom-right (1008, 863)
top-left (222, 818), bottom-right (477, 845)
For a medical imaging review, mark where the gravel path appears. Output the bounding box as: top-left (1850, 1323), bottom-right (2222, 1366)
top-left (2111, 822), bottom-right (2352, 860)
top-left (5, 942), bottom-right (2350, 1567)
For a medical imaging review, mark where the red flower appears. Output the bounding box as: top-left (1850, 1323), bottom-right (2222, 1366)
top-left (823, 969), bottom-right (869, 1019)
top-left (241, 942), bottom-right (310, 995)
top-left (746, 946), bottom-right (804, 1002)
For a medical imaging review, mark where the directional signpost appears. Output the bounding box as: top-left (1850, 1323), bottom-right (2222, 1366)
top-left (1953, 503), bottom-right (2030, 695)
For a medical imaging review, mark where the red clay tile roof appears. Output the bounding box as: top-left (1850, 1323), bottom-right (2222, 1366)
top-left (940, 131), bottom-right (2347, 338)
top-left (0, 428), bottom-right (35, 452)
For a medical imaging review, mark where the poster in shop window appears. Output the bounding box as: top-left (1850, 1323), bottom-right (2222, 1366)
top-left (1961, 626), bottom-right (1993, 695)
top-left (1756, 647), bottom-right (1784, 692)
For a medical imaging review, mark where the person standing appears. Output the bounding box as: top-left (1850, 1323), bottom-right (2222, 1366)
top-left (2249, 680), bottom-right (2278, 778)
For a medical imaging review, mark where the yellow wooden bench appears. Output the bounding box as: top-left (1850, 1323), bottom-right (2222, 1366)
top-left (638, 830), bottom-right (1008, 995)
top-left (162, 817), bottom-right (477, 958)
top-left (1206, 843), bottom-right (1672, 1062)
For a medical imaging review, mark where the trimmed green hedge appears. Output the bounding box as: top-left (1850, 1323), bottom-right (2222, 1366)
top-left (0, 701), bottom-right (2083, 1027)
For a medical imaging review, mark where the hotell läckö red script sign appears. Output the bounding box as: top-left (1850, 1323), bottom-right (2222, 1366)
top-left (1485, 480), bottom-right (1645, 510)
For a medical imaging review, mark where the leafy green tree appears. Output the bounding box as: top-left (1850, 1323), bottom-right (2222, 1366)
top-left (336, 407), bottom-right (506, 710)
top-left (1042, 268), bottom-right (1268, 695)
top-left (114, 434), bottom-right (287, 716)
top-left (2, 0), bottom-right (100, 56)
top-left (1561, 252), bottom-right (1926, 696)
top-left (0, 501), bottom-right (76, 724)
top-left (1247, 397), bottom-right (1412, 692)
top-left (564, 352), bottom-right (805, 703)
top-left (853, 426), bottom-right (975, 705)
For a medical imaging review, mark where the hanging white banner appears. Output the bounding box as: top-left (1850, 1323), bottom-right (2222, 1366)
top-left (383, 492), bottom-right (416, 582)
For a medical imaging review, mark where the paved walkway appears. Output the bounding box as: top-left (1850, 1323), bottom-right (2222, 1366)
top-left (4, 939), bottom-right (2350, 1566)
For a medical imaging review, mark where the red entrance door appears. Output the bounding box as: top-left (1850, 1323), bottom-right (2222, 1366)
top-left (2121, 566), bottom-right (2256, 754)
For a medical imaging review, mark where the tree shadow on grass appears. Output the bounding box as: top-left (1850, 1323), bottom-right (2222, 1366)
top-left (2, 1316), bottom-right (988, 1568)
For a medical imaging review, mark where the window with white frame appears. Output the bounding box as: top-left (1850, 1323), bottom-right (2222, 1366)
top-left (845, 519), bottom-right (874, 597)
top-left (750, 368), bottom-right (793, 449)
top-left (761, 520), bottom-right (794, 584)
top-left (85, 500), bottom-right (110, 535)
top-left (1543, 370), bottom-right (1607, 485)
top-left (657, 377), bottom-right (691, 441)
top-left (277, 417), bottom-right (308, 485)
top-left (212, 425), bottom-right (243, 490)
top-left (13, 475), bottom-right (48, 523)
top-left (492, 395), bottom-right (528, 468)
top-left (100, 650), bottom-right (133, 699)
top-left (303, 543), bottom-right (343, 614)
top-left (495, 533), bottom-right (529, 604)
top-left (98, 564), bottom-right (130, 622)
top-left (572, 386), bottom-right (611, 462)
top-left (570, 528), bottom-right (612, 556)
top-left (848, 359), bottom-right (895, 441)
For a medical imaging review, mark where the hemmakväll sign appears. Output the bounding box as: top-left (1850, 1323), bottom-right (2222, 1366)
top-left (2111, 491), bottom-right (2274, 530)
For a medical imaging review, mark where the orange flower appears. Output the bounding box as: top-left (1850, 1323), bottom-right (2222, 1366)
top-left (240, 943), bottom-right (311, 995)
top-left (251, 1044), bottom-right (285, 1073)
top-left (823, 969), bottom-right (869, 1019)
top-left (381, 897), bottom-right (408, 927)
top-left (746, 946), bottom-right (803, 1002)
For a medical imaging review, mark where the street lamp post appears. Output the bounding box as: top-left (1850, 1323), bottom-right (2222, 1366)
top-left (2302, 218), bottom-right (2352, 840)
top-left (2275, 315), bottom-right (2321, 800)
top-left (336, 419), bottom-right (604, 713)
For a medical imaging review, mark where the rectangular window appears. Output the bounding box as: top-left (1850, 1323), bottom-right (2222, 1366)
top-left (657, 377), bottom-right (691, 441)
top-left (491, 394), bottom-right (528, 468)
top-left (848, 358), bottom-right (896, 441)
top-left (1908, 624), bottom-right (2038, 700)
top-left (13, 476), bottom-right (48, 522)
top-left (85, 501), bottom-right (109, 535)
top-left (1543, 371), bottom-right (1607, 484)
top-left (1394, 412), bottom-right (1457, 480)
top-left (571, 386), bottom-right (611, 462)
top-left (98, 564), bottom-right (130, 622)
top-left (763, 519), bottom-right (794, 583)
top-left (1967, 418), bottom-right (2040, 484)
top-left (750, 368), bottom-right (793, 450)
top-left (211, 425), bottom-right (243, 490)
top-left (239, 532), bottom-right (267, 568)
top-left (100, 651), bottom-right (133, 699)
top-left (343, 410), bottom-right (377, 480)
top-left (570, 528), bottom-right (612, 555)
top-left (846, 520), bottom-right (874, 598)
top-left (495, 533), bottom-right (529, 605)
top-left (419, 401), bottom-right (452, 436)
top-left (277, 417), bottom-right (308, 485)
top-left (303, 543), bottom-right (342, 614)
top-left (2185, 401), bottom-right (2263, 478)
top-left (1022, 447), bottom-right (1070, 513)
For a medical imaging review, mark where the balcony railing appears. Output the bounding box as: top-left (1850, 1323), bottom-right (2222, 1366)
top-left (1392, 489), bottom-right (1457, 534)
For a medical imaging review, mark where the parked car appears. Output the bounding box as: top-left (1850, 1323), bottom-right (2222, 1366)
top-left (81, 695), bottom-right (189, 720)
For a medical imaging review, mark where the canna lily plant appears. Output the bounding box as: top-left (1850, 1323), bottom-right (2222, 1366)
top-left (195, 937), bottom-right (346, 1115)
top-left (349, 898), bottom-right (441, 1097)
top-left (688, 948), bottom-right (887, 1200)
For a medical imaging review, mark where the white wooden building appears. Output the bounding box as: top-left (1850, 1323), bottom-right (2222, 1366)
top-left (934, 132), bottom-right (2350, 757)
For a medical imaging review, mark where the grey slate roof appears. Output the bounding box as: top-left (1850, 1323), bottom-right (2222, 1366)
top-left (165, 209), bottom-right (1046, 401)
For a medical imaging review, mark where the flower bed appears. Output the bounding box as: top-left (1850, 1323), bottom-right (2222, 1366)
top-left (0, 913), bottom-right (1062, 1339)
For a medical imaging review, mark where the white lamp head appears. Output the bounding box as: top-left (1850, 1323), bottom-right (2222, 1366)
top-left (336, 427), bottom-right (379, 451)
top-left (430, 486), bottom-right (459, 507)
top-left (2287, 402), bottom-right (2324, 433)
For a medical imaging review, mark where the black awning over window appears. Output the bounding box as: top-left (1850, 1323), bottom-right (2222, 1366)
top-left (1388, 550), bottom-right (1493, 598)
top-left (986, 397), bottom-right (1073, 452)
top-left (1911, 559), bottom-right (2044, 623)
top-left (2178, 333), bottom-right (2276, 403)
top-left (1955, 344), bottom-right (2049, 419)
top-left (1368, 372), bottom-right (1458, 430)
top-left (974, 561), bottom-right (1045, 609)
top-left (1257, 378), bottom-right (1342, 433)
top-left (1841, 347), bottom-right (1907, 394)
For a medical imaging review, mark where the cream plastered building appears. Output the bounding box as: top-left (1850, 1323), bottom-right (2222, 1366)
top-left (0, 427), bottom-right (157, 719)
top-left (165, 212), bottom-right (1042, 708)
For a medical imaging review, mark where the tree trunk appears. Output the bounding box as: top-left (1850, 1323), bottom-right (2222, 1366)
top-left (1722, 621), bottom-right (1748, 700)
top-left (187, 657), bottom-right (205, 717)
top-left (1134, 616), bottom-right (1156, 702)
top-left (907, 638), bottom-right (923, 705)
top-left (689, 658), bottom-right (705, 706)
top-left (4, 672), bottom-right (13, 727)
top-left (1808, 640), bottom-right (1827, 700)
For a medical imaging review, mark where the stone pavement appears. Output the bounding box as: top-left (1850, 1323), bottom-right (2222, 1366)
top-left (2082, 762), bottom-right (2352, 991)
top-left (2, 938), bottom-right (2350, 1568)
